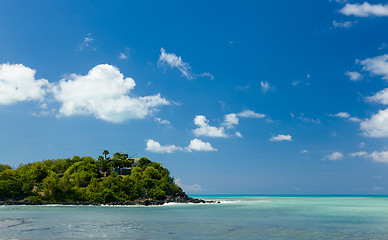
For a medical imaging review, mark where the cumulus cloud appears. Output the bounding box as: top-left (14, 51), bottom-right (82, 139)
top-left (53, 64), bottom-right (170, 123)
top-left (369, 150), bottom-right (388, 163)
top-left (332, 20), bottom-right (357, 28)
top-left (360, 54), bottom-right (388, 80)
top-left (349, 151), bottom-right (368, 157)
top-left (323, 152), bottom-right (344, 161)
top-left (158, 48), bottom-right (213, 80)
top-left (348, 150), bottom-right (388, 163)
top-left (192, 115), bottom-right (227, 138)
top-left (345, 71), bottom-right (362, 81)
top-left (269, 134), bottom-right (292, 142)
top-left (175, 178), bottom-right (202, 192)
top-left (223, 113), bottom-right (239, 129)
top-left (145, 139), bottom-right (183, 153)
top-left (145, 138), bottom-right (217, 153)
top-left (237, 110), bottom-right (265, 118)
top-left (340, 2), bottom-right (388, 17)
top-left (235, 131), bottom-right (243, 138)
top-left (367, 88), bottom-right (388, 105)
top-left (0, 63), bottom-right (49, 105)
top-left (186, 138), bottom-right (217, 152)
top-left (360, 108), bottom-right (388, 137)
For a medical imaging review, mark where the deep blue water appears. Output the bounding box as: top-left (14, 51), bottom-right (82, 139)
top-left (1, 195), bottom-right (388, 239)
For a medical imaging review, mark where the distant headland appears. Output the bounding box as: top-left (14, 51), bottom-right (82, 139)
top-left (0, 150), bottom-right (213, 206)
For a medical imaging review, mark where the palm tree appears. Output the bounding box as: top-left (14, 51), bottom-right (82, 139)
top-left (103, 150), bottom-right (109, 160)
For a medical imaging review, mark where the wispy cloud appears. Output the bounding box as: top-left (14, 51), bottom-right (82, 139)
top-left (345, 71), bottom-right (362, 81)
top-left (260, 81), bottom-right (274, 93)
top-left (78, 33), bottom-right (96, 51)
top-left (158, 48), bottom-right (214, 80)
top-left (332, 20), bottom-right (357, 29)
top-left (118, 47), bottom-right (130, 60)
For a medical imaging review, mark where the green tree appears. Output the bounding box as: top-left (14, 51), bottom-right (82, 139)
top-left (103, 150), bottom-right (110, 160)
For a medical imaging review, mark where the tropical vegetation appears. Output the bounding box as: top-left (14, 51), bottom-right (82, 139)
top-left (0, 152), bottom-right (182, 203)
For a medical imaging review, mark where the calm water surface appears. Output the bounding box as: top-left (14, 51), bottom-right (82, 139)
top-left (1, 196), bottom-right (388, 239)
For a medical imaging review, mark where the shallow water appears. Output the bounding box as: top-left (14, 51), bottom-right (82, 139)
top-left (1, 196), bottom-right (388, 239)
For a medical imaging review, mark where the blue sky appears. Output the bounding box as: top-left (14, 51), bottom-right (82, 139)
top-left (1, 0), bottom-right (388, 194)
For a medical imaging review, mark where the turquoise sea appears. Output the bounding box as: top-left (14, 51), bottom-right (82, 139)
top-left (1, 195), bottom-right (388, 239)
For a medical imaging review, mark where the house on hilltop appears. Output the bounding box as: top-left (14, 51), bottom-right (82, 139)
top-left (128, 154), bottom-right (146, 162)
top-left (111, 153), bottom-right (148, 176)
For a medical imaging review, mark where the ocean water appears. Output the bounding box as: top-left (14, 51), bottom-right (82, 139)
top-left (1, 196), bottom-right (388, 239)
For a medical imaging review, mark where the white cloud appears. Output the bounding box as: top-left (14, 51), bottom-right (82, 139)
top-left (0, 63), bottom-right (49, 105)
top-left (340, 2), bottom-right (388, 17)
top-left (269, 134), bottom-right (292, 142)
top-left (300, 149), bottom-right (309, 153)
top-left (329, 112), bottom-right (360, 122)
top-left (146, 138), bottom-right (217, 153)
top-left (158, 48), bottom-right (192, 79)
top-left (186, 138), bottom-right (217, 152)
top-left (145, 139), bottom-right (183, 153)
top-left (158, 48), bottom-right (214, 80)
top-left (118, 53), bottom-right (128, 60)
top-left (367, 88), bottom-right (388, 105)
top-left (331, 112), bottom-right (350, 118)
top-left (118, 47), bottom-right (130, 60)
top-left (360, 54), bottom-right (388, 80)
top-left (223, 113), bottom-right (239, 129)
top-left (349, 117), bottom-right (361, 122)
top-left (53, 64), bottom-right (170, 123)
top-left (260, 81), bottom-right (274, 93)
top-left (175, 178), bottom-right (202, 192)
top-left (323, 152), bottom-right (344, 161)
top-left (192, 115), bottom-right (227, 138)
top-left (78, 33), bottom-right (96, 51)
top-left (348, 150), bottom-right (388, 163)
top-left (155, 117), bottom-right (171, 127)
top-left (349, 151), bottom-right (368, 157)
top-left (369, 150), bottom-right (388, 163)
top-left (332, 20), bottom-right (357, 28)
top-left (235, 131), bottom-right (243, 138)
top-left (345, 71), bottom-right (362, 81)
top-left (297, 113), bottom-right (321, 124)
top-left (237, 110), bottom-right (265, 118)
top-left (360, 108), bottom-right (388, 137)
top-left (198, 72), bottom-right (215, 80)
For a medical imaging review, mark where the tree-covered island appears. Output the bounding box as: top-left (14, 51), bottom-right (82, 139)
top-left (0, 151), bottom-right (209, 205)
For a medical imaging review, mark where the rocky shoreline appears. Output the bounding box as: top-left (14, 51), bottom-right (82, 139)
top-left (0, 193), bottom-right (219, 206)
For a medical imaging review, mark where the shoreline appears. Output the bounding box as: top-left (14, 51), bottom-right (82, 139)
top-left (0, 195), bottom-right (218, 206)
